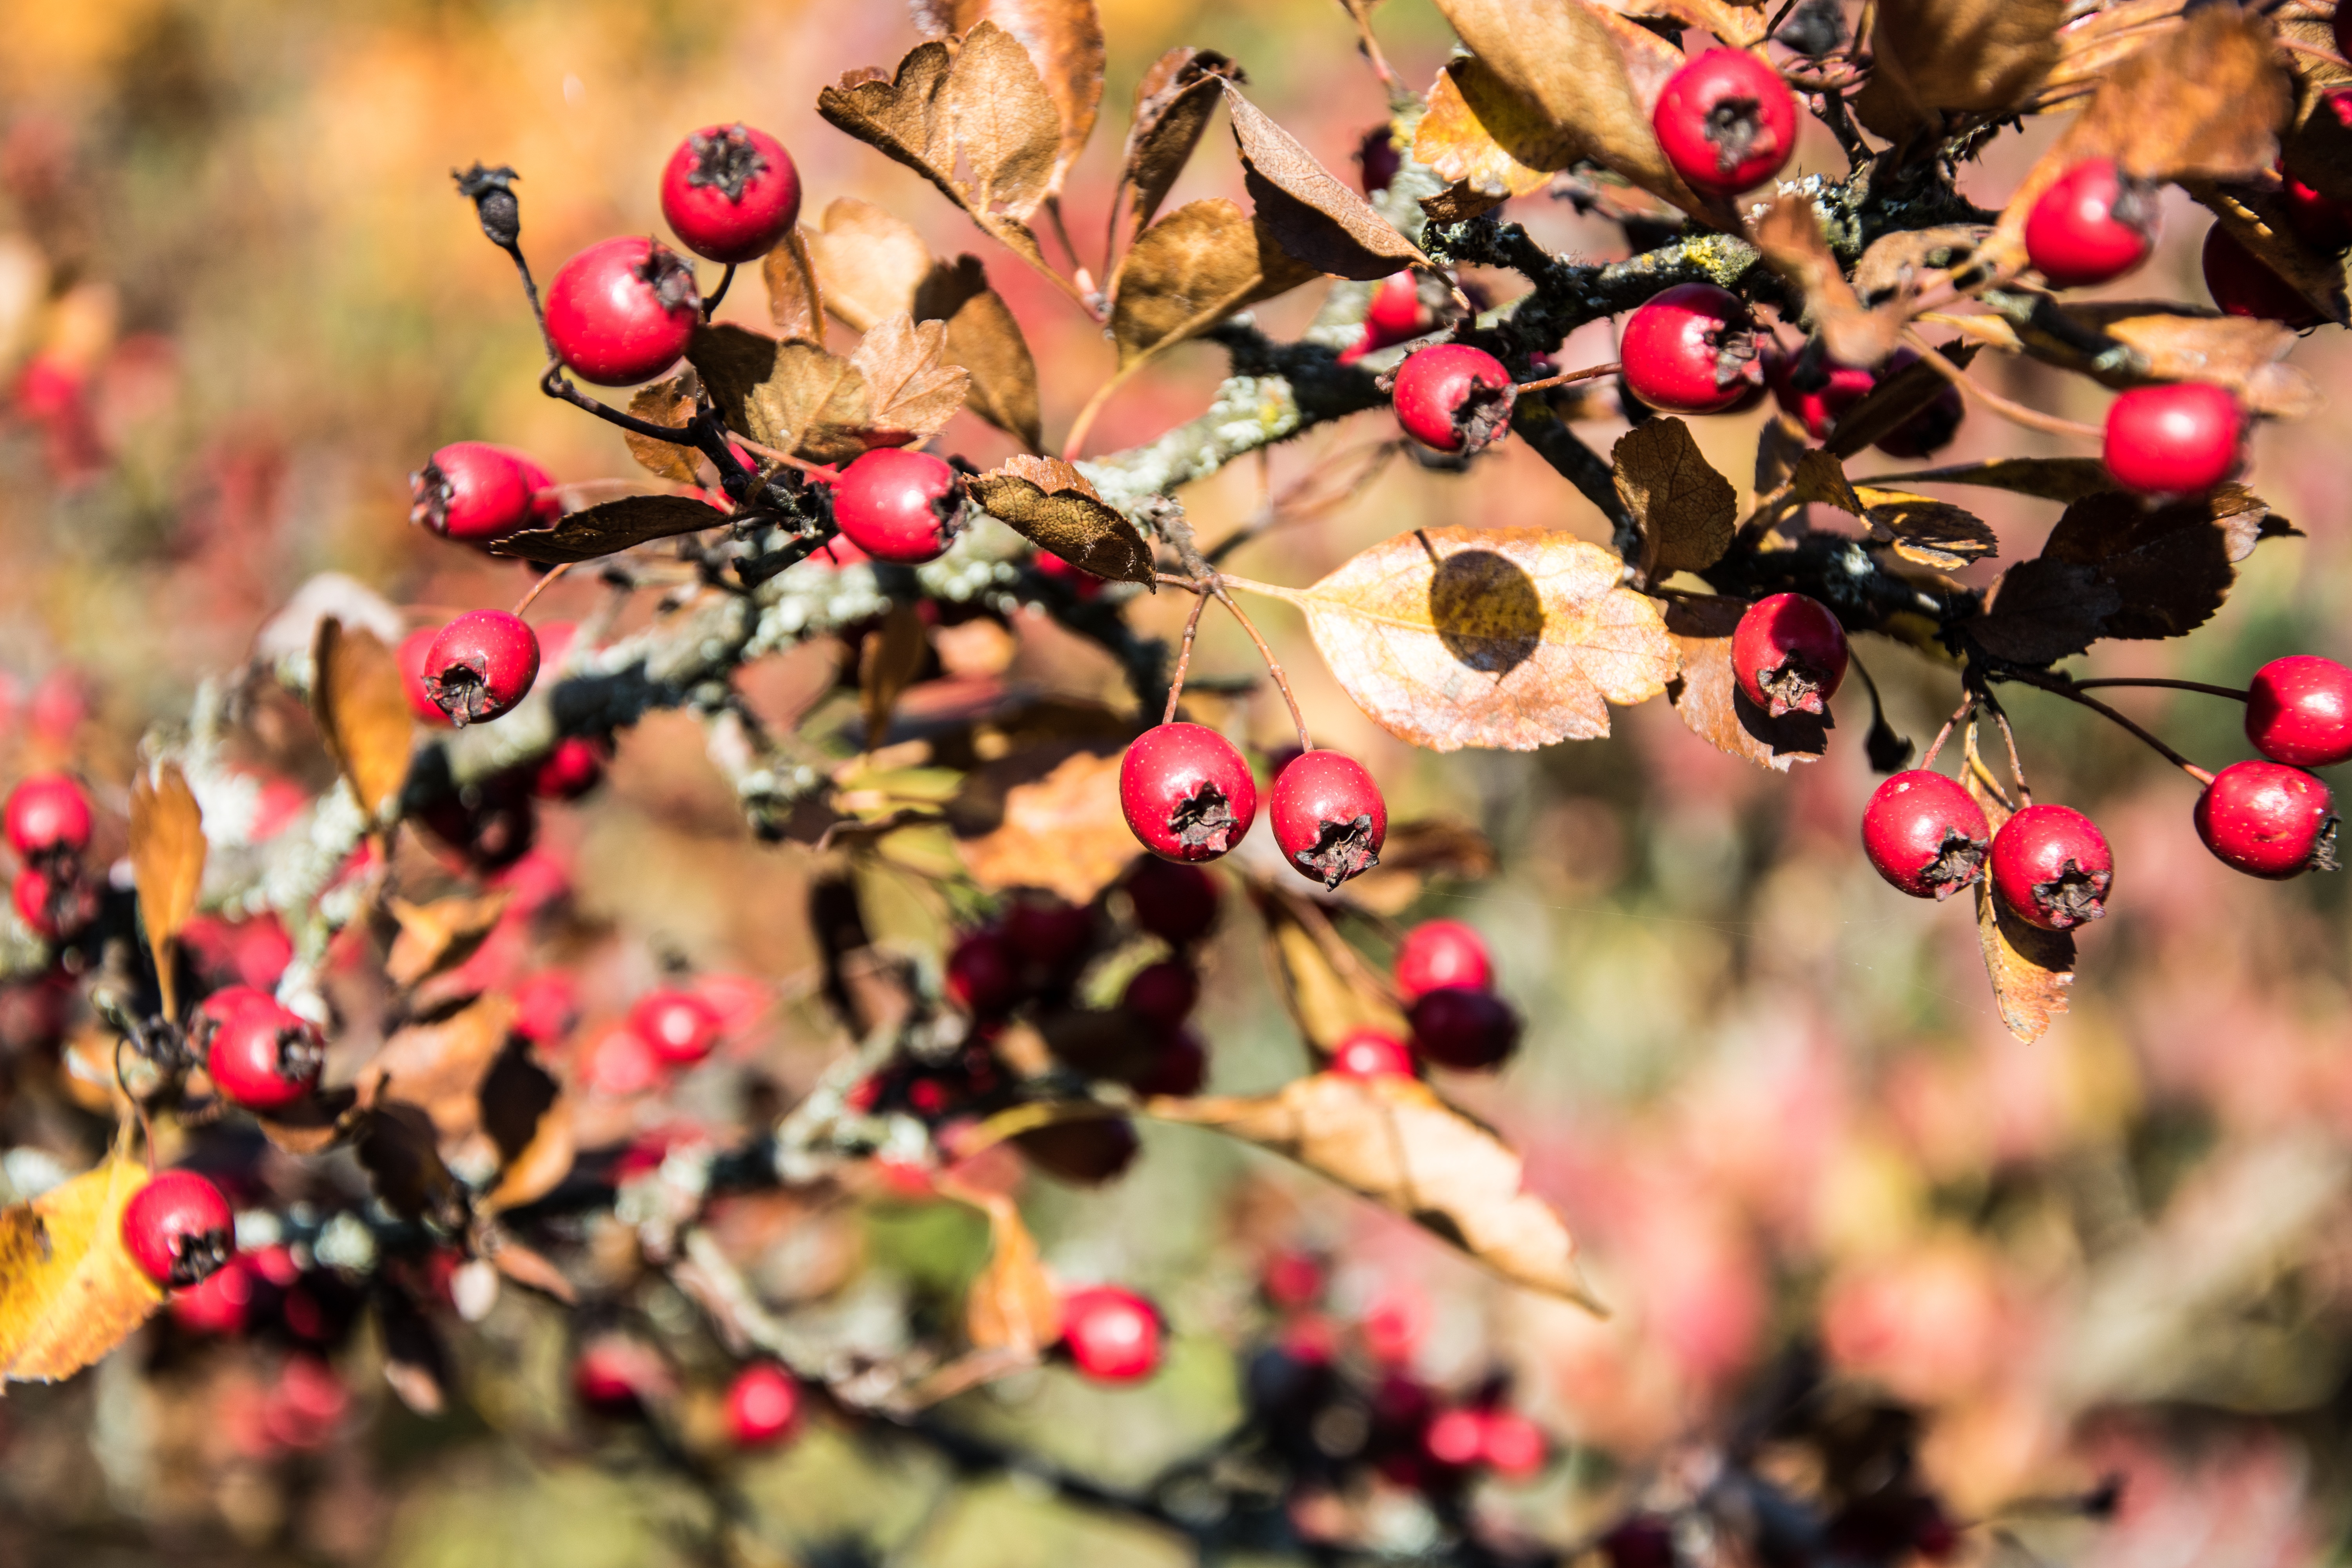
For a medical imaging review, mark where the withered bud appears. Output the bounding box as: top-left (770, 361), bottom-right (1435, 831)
top-left (453, 162), bottom-right (522, 249)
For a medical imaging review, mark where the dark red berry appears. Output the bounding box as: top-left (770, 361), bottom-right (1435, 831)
top-left (1130, 1026), bottom-right (1207, 1097)
top-left (2102, 383), bottom-right (2241, 497)
top-left (1870, 350), bottom-right (1966, 458)
top-left (1269, 750), bottom-right (1387, 889)
top-left (1862, 770), bottom-right (1991, 900)
top-left (946, 929), bottom-right (1023, 1014)
top-left (1621, 283), bottom-right (1761, 414)
top-left (424, 610), bottom-right (541, 726)
top-left (1329, 1027), bottom-right (1416, 1079)
top-left (2281, 164), bottom-right (2352, 252)
top-left (659, 123), bottom-right (802, 265)
top-left (1989, 803), bottom-right (2112, 931)
top-left (198, 987), bottom-right (324, 1112)
top-left (1764, 345), bottom-right (1875, 442)
top-left (1731, 592), bottom-right (1847, 717)
top-left (1652, 49), bottom-right (1797, 197)
top-left (2024, 160), bottom-right (2156, 288)
top-left (1015, 1116), bottom-right (1140, 1185)
top-left (2194, 760), bottom-right (2338, 879)
top-left (532, 736), bottom-right (607, 800)
top-left (1125, 858), bottom-right (1220, 944)
top-left (1479, 1410), bottom-right (1547, 1478)
top-left (1120, 723), bottom-right (1258, 863)
top-left (2338, 11), bottom-right (2352, 71)
top-left (2201, 224), bottom-right (2322, 328)
top-left (1004, 896), bottom-right (1093, 969)
top-left (13, 865), bottom-right (95, 940)
top-left (1356, 125), bottom-right (1402, 196)
top-left (122, 1170), bottom-right (235, 1289)
top-left (171, 1252), bottom-right (263, 1336)
top-left (1394, 920), bottom-right (1491, 1000)
top-left (831, 448), bottom-right (963, 564)
top-left (629, 989), bottom-right (719, 1065)
top-left (724, 1363), bottom-right (802, 1447)
top-left (1060, 1285), bottom-right (1163, 1383)
top-left (2246, 654), bottom-right (2352, 767)
top-left (573, 1336), bottom-right (665, 1415)
top-left (1409, 986), bottom-right (1521, 1071)
top-left (398, 627), bottom-right (455, 727)
top-left (544, 236), bottom-right (701, 387)
top-left (409, 441), bottom-right (535, 543)
top-left (4, 773), bottom-right (92, 863)
top-left (1122, 960), bottom-right (1198, 1027)
top-left (1392, 343), bottom-right (1515, 455)
top-left (1602, 1517), bottom-right (1677, 1568)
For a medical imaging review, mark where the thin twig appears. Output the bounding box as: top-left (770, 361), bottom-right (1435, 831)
top-left (1983, 691), bottom-right (2034, 804)
top-left (1339, 0), bottom-right (1397, 89)
top-left (1515, 361), bottom-right (1621, 394)
top-left (728, 434), bottom-right (842, 482)
top-left (702, 262), bottom-right (737, 320)
top-left (1210, 580), bottom-right (1311, 752)
top-left (1163, 587), bottom-right (1213, 725)
top-left (1899, 331), bottom-right (2105, 442)
top-left (2070, 676), bottom-right (2249, 702)
top-left (1921, 691), bottom-right (1977, 771)
top-left (1993, 670), bottom-right (2216, 784)
top-left (2279, 36), bottom-right (2352, 67)
top-left (514, 560), bottom-right (575, 618)
top-left (1044, 198), bottom-right (1102, 314)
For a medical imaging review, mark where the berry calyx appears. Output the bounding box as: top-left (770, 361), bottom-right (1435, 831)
top-left (1731, 592), bottom-right (1847, 717)
top-left (544, 236), bottom-right (701, 387)
top-left (2202, 224), bottom-right (2323, 328)
top-left (831, 448), bottom-right (963, 564)
top-left (122, 1170), bottom-right (236, 1289)
top-left (2194, 760), bottom-right (2339, 879)
top-left (423, 610), bottom-right (541, 726)
top-left (1621, 283), bottom-right (1761, 414)
top-left (1059, 1285), bottom-right (1163, 1383)
top-left (1120, 723), bottom-right (1258, 863)
top-left (2102, 383), bottom-right (2242, 497)
top-left (2024, 160), bottom-right (2156, 288)
top-left (1651, 50), bottom-right (1797, 198)
top-left (1408, 986), bottom-right (1521, 1071)
top-left (2245, 654), bottom-right (2352, 768)
top-left (659, 123), bottom-right (802, 265)
top-left (409, 441), bottom-right (535, 543)
top-left (724, 1363), bottom-right (802, 1447)
top-left (1862, 770), bottom-right (1991, 900)
top-left (1392, 343), bottom-right (1515, 455)
top-left (1989, 803), bottom-right (2113, 931)
top-left (1125, 858), bottom-right (1220, 944)
top-left (197, 987), bottom-right (325, 1111)
top-left (1393, 920), bottom-right (1491, 1000)
top-left (628, 989), bottom-right (719, 1065)
top-left (1269, 750), bottom-right (1387, 889)
top-left (1329, 1027), bottom-right (1416, 1079)
top-left (398, 628), bottom-right (456, 727)
top-left (4, 773), bottom-right (93, 864)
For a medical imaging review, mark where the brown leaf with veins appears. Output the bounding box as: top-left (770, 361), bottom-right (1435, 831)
top-left (1110, 198), bottom-right (1320, 368)
top-left (960, 1189), bottom-right (1063, 1355)
top-left (1221, 83), bottom-right (1429, 279)
top-left (624, 375), bottom-right (701, 483)
top-left (1853, 487), bottom-right (1999, 570)
top-left (1414, 58), bottom-right (1579, 208)
top-left (1787, 448), bottom-right (1863, 515)
top-left (913, 0), bottom-right (1105, 198)
top-left (486, 494), bottom-right (730, 563)
top-left (966, 456), bottom-right (1154, 583)
top-left (1121, 47), bottom-right (1241, 236)
top-left (690, 324), bottom-right (874, 465)
top-left (1234, 528), bottom-right (1673, 752)
top-left (1149, 1073), bottom-right (1602, 1312)
top-left (760, 229), bottom-right (826, 341)
top-left (130, 761), bottom-right (204, 1018)
top-left (1751, 193), bottom-right (1902, 369)
top-left (848, 314), bottom-right (971, 449)
top-left (1854, 0), bottom-right (2067, 140)
top-left (917, 256), bottom-right (1043, 451)
top-left (385, 892), bottom-right (511, 989)
top-left (802, 198), bottom-right (935, 332)
top-left (312, 618), bottom-right (413, 822)
top-left (956, 748), bottom-right (1136, 904)
top-left (1613, 417), bottom-right (1734, 580)
top-left (1961, 728), bottom-right (2073, 1044)
top-left (0, 1154), bottom-right (165, 1383)
top-left (1663, 597), bottom-right (1829, 773)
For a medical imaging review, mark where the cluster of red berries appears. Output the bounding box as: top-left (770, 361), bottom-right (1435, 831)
top-left (4, 771), bottom-right (98, 942)
top-left (1329, 918), bottom-right (1521, 1076)
top-left (573, 1338), bottom-right (809, 1449)
top-left (580, 985), bottom-right (725, 1096)
top-left (1118, 724), bottom-right (1390, 891)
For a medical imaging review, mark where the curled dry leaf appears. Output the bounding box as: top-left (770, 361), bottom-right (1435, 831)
top-left (1752, 194), bottom-right (1902, 370)
top-left (1860, 455), bottom-right (2112, 503)
top-left (1851, 487), bottom-right (2000, 570)
top-left (859, 602), bottom-right (930, 751)
top-left (802, 198), bottom-right (936, 332)
top-left (956, 748), bottom-right (1135, 905)
top-left (1961, 730), bottom-right (2073, 1044)
top-left (917, 256), bottom-right (1043, 451)
top-left (760, 228), bottom-right (826, 342)
top-left (848, 314), bottom-right (971, 449)
top-left (358, 1102), bottom-right (467, 1228)
top-left (357, 993), bottom-right (521, 1176)
top-left (129, 760), bottom-right (205, 1018)
top-left (1110, 198), bottom-right (1321, 368)
top-left (1824, 342), bottom-right (1980, 459)
top-left (1220, 83), bottom-right (1430, 280)
top-left (482, 1076), bottom-right (572, 1213)
top-left (1231, 528), bottom-right (1675, 752)
top-left (312, 618), bottom-right (414, 822)
top-left (1260, 890), bottom-right (1407, 1053)
top-left (913, 0), bottom-right (1105, 198)
top-left (2078, 309), bottom-right (2316, 419)
top-left (0, 1154), bottom-right (165, 1383)
top-left (1853, 0), bottom-right (2067, 141)
top-left (959, 1188), bottom-right (1063, 1356)
top-left (485, 494), bottom-right (731, 563)
top-left (1850, 225), bottom-right (1991, 309)
top-left (1613, 417), bottom-right (1735, 580)
top-left (1148, 1073), bottom-right (1602, 1312)
top-left (966, 455), bottom-right (1154, 583)
top-left (1663, 596), bottom-right (1829, 773)
top-left (1122, 47), bottom-right (1241, 236)
top-left (256, 1088), bottom-right (362, 1156)
top-left (624, 375), bottom-right (701, 484)
top-left (1414, 58), bottom-right (1579, 209)
top-left (385, 891), bottom-right (511, 989)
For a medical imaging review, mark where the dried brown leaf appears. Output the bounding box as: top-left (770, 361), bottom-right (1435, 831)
top-left (256, 1088), bottom-right (361, 1156)
top-left (1238, 528), bottom-right (1673, 752)
top-left (761, 228), bottom-right (826, 341)
top-left (1963, 489), bottom-right (2244, 664)
top-left (312, 619), bottom-right (413, 822)
top-left (1149, 1073), bottom-right (1601, 1311)
top-left (484, 494), bottom-right (731, 563)
top-left (385, 892), bottom-right (511, 989)
top-left (1261, 893), bottom-right (1407, 1053)
top-left (2185, 181), bottom-right (2351, 330)
top-left (483, 1088), bottom-right (573, 1213)
top-left (966, 455), bottom-right (1154, 583)
top-left (914, 0), bottom-right (1105, 197)
top-left (0, 1155), bottom-right (165, 1383)
top-left (1961, 732), bottom-right (2073, 1043)
top-left (1110, 198), bottom-right (1320, 368)
top-left (1755, 412), bottom-right (1808, 495)
top-left (1788, 447), bottom-right (1863, 515)
top-left (803, 198), bottom-right (935, 331)
top-left (1613, 417), bottom-right (1735, 580)
top-left (1121, 47), bottom-right (1241, 235)
top-left (1221, 82), bottom-right (1430, 279)
top-left (961, 1190), bottom-right (1063, 1355)
top-left (918, 256), bottom-right (1043, 450)
top-left (848, 314), bottom-right (972, 448)
top-left (1859, 455), bottom-right (2112, 503)
top-left (1752, 194), bottom-right (1902, 369)
top-left (1413, 57), bottom-right (1578, 206)
top-left (956, 749), bottom-right (1134, 904)
top-left (1855, 0), bottom-right (2067, 136)
top-left (1853, 487), bottom-right (2000, 570)
top-left (129, 761), bottom-right (204, 1016)
top-left (358, 994), bottom-right (519, 1169)
top-left (860, 602), bottom-right (930, 751)
top-left (690, 324), bottom-right (875, 465)
top-left (357, 1103), bottom-right (466, 1227)
top-left (1662, 597), bottom-right (1829, 772)
top-left (1851, 226), bottom-right (1991, 308)
top-left (624, 375), bottom-right (701, 484)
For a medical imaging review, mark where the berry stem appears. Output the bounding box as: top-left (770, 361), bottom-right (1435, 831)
top-left (1514, 361), bottom-right (1621, 395)
top-left (1920, 692), bottom-right (1978, 771)
top-left (540, 360), bottom-right (710, 443)
top-left (702, 262), bottom-right (737, 321)
top-left (1338, 0), bottom-right (1398, 90)
top-left (514, 560), bottom-right (575, 618)
top-left (2069, 676), bottom-right (2249, 702)
top-left (1981, 690), bottom-right (2034, 804)
top-left (1898, 332), bottom-right (2105, 442)
top-left (1163, 585), bottom-right (1212, 726)
top-left (1212, 582), bottom-right (1311, 753)
top-left (728, 434), bottom-right (842, 483)
top-left (1993, 669), bottom-right (2217, 784)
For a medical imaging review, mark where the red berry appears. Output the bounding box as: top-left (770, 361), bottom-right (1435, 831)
top-left (544, 236), bottom-right (701, 387)
top-left (2024, 160), bottom-right (2156, 288)
top-left (1392, 343), bottom-right (1516, 455)
top-left (1861, 770), bottom-right (1991, 900)
top-left (1125, 858), bottom-right (1221, 944)
top-left (13, 865), bottom-right (94, 940)
top-left (1121, 960), bottom-right (1198, 1027)
top-left (1409, 986), bottom-right (1521, 1071)
top-left (1357, 125), bottom-right (1402, 196)
top-left (1989, 803), bottom-right (2113, 931)
top-left (724, 1362), bottom-right (802, 1447)
top-left (584, 1026), bottom-right (664, 1095)
top-left (2281, 164), bottom-right (2352, 252)
top-left (513, 971), bottom-right (579, 1046)
top-left (1651, 49), bottom-right (1797, 197)
top-left (122, 1169), bottom-right (235, 1289)
top-left (1059, 1285), bottom-right (1163, 1383)
top-left (532, 736), bottom-right (607, 800)
top-left (1015, 1116), bottom-right (1140, 1185)
top-left (198, 988), bottom-right (324, 1112)
top-left (1602, 1517), bottom-right (1677, 1568)
top-left (2102, 383), bottom-right (2241, 497)
top-left (4, 773), bottom-right (92, 863)
top-left (171, 1252), bottom-right (261, 1336)
top-left (831, 448), bottom-right (963, 564)
top-left (659, 123), bottom-right (802, 265)
top-left (1269, 750), bottom-right (1388, 889)
top-left (1004, 897), bottom-right (1093, 969)
top-left (397, 628), bottom-right (454, 727)
top-left (1120, 723), bottom-right (1258, 863)
top-left (499, 448), bottom-right (563, 525)
top-left (573, 1336), bottom-right (666, 1415)
top-left (946, 929), bottom-right (1023, 1014)
top-left (1033, 548), bottom-right (1101, 597)
top-left (2246, 654), bottom-right (2352, 767)
top-left (1424, 1406), bottom-right (1486, 1468)
top-left (2201, 223), bottom-right (2322, 328)
top-left (1621, 283), bottom-right (1761, 414)
top-left (2194, 760), bottom-right (2338, 879)
top-left (409, 441), bottom-right (534, 543)
top-left (1479, 1410), bottom-right (1547, 1479)
top-left (1129, 1026), bottom-right (1208, 1097)
top-left (1330, 1026), bottom-right (1416, 1078)
top-left (1393, 920), bottom-right (1491, 1001)
top-left (1261, 1249), bottom-right (1326, 1309)
top-left (629, 989), bottom-right (719, 1065)
top-left (423, 610), bottom-right (541, 726)
top-left (1764, 344), bottom-right (1875, 442)
top-left (1364, 271), bottom-right (1426, 347)
top-left (1731, 592), bottom-right (1847, 717)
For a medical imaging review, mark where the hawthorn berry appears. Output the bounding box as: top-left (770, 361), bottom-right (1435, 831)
top-left (198, 988), bottom-right (325, 1112)
top-left (2024, 160), bottom-right (2156, 288)
top-left (1120, 723), bottom-right (1258, 863)
top-left (1393, 919), bottom-right (1492, 1000)
top-left (1059, 1285), bottom-right (1163, 1383)
top-left (659, 123), bottom-right (802, 265)
top-left (1989, 803), bottom-right (2112, 931)
top-left (1731, 593), bottom-right (1847, 718)
top-left (171, 1252), bottom-right (263, 1336)
top-left (1392, 343), bottom-right (1515, 455)
top-left (423, 610), bottom-right (541, 726)
top-left (946, 929), bottom-right (1023, 1014)
top-left (1764, 344), bottom-right (1874, 442)
top-left (1870, 352), bottom-right (1966, 459)
top-left (724, 1363), bottom-right (802, 1447)
top-left (513, 971), bottom-right (580, 1047)
top-left (1125, 858), bottom-right (1221, 944)
top-left (1410, 986), bottom-right (1521, 1071)
top-left (532, 736), bottom-right (608, 800)
top-left (1478, 1409), bottom-right (1548, 1479)
top-left (1651, 50), bottom-right (1797, 198)
top-left (573, 1336), bottom-right (665, 1416)
top-left (1356, 125), bottom-right (1401, 196)
top-left (1861, 770), bottom-right (1991, 900)
top-left (1329, 1026), bottom-right (1416, 1079)
top-left (1122, 960), bottom-right (1199, 1028)
top-left (1423, 1406), bottom-right (1486, 1470)
top-left (2194, 760), bottom-right (2338, 879)
top-left (831, 448), bottom-right (963, 564)
top-left (397, 627), bottom-right (455, 727)
top-left (13, 865), bottom-right (95, 940)
top-left (1270, 750), bottom-right (1387, 889)
top-left (1129, 1027), bottom-right (1207, 1097)
top-left (1004, 896), bottom-right (1093, 970)
top-left (122, 1169), bottom-right (236, 1289)
top-left (1621, 283), bottom-right (1761, 414)
top-left (2202, 224), bottom-right (2322, 328)
top-left (2281, 165), bottom-right (2352, 252)
top-left (1014, 1116), bottom-right (1140, 1185)
top-left (1365, 271), bottom-right (1426, 345)
top-left (583, 1024), bottom-right (664, 1096)
top-left (544, 235), bottom-right (701, 387)
top-left (409, 441), bottom-right (535, 543)
top-left (4, 773), bottom-right (93, 864)
top-left (2245, 654), bottom-right (2352, 768)
top-left (2102, 383), bottom-right (2241, 497)
top-left (500, 447), bottom-right (563, 524)
top-left (629, 989), bottom-right (719, 1065)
